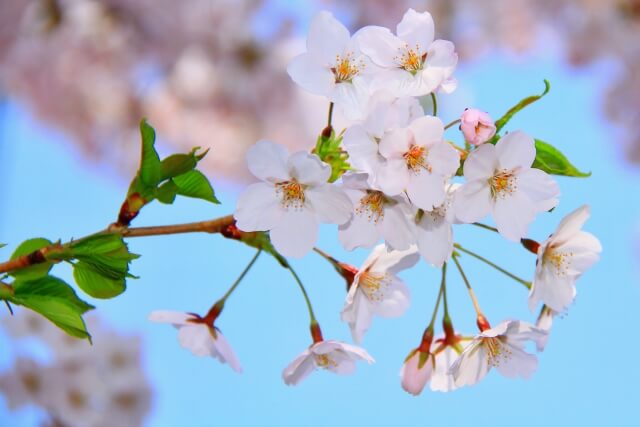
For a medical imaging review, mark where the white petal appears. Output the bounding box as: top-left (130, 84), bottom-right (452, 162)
top-left (496, 344), bottom-right (538, 379)
top-left (375, 279), bottom-right (411, 318)
top-left (339, 213), bottom-right (380, 251)
top-left (517, 168), bottom-right (559, 213)
top-left (365, 244), bottom-right (419, 274)
top-left (379, 127), bottom-right (411, 159)
top-left (376, 158), bottom-right (410, 195)
top-left (356, 26), bottom-right (403, 68)
top-left (379, 203), bottom-right (415, 251)
top-left (430, 347), bottom-right (459, 392)
top-left (269, 210), bottom-right (318, 258)
top-left (428, 141), bottom-right (460, 177)
top-left (529, 268), bottom-right (576, 312)
top-left (234, 182), bottom-right (283, 231)
top-left (212, 331), bottom-right (243, 373)
top-left (401, 351), bottom-right (433, 396)
top-left (307, 11), bottom-right (351, 65)
top-left (409, 116), bottom-right (444, 148)
top-left (451, 341), bottom-right (490, 387)
top-left (148, 311), bottom-right (192, 325)
top-left (552, 205), bottom-right (592, 244)
top-left (425, 39), bottom-right (457, 73)
top-left (496, 131), bottom-right (536, 170)
top-left (343, 125), bottom-right (380, 174)
top-left (282, 351), bottom-right (314, 386)
top-left (306, 185), bottom-right (353, 224)
top-left (288, 152), bottom-right (331, 186)
top-left (493, 191), bottom-right (536, 241)
top-left (246, 140), bottom-right (289, 183)
top-left (407, 171), bottom-right (446, 211)
top-left (341, 291), bottom-right (373, 343)
top-left (287, 53), bottom-right (334, 97)
top-left (464, 143), bottom-right (497, 181)
top-left (177, 324), bottom-right (214, 357)
top-left (454, 180), bottom-right (492, 223)
top-left (416, 215), bottom-right (453, 267)
top-left (397, 9), bottom-right (434, 51)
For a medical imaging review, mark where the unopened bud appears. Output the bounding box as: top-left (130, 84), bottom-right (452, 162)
top-left (460, 109), bottom-right (496, 146)
top-left (521, 238), bottom-right (541, 254)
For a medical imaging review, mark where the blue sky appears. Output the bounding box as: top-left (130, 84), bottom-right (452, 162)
top-left (1, 27), bottom-right (640, 427)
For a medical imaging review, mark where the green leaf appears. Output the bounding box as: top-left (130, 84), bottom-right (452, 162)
top-left (10, 238), bottom-right (53, 280)
top-left (73, 261), bottom-right (126, 299)
top-left (0, 243), bottom-right (6, 249)
top-left (160, 147), bottom-right (209, 181)
top-left (490, 80), bottom-right (551, 141)
top-left (13, 276), bottom-right (94, 314)
top-left (173, 170), bottom-right (220, 204)
top-left (138, 119), bottom-right (162, 188)
top-left (69, 234), bottom-right (139, 299)
top-left (156, 180), bottom-right (179, 204)
top-left (10, 276), bottom-right (93, 340)
top-left (532, 139), bottom-right (591, 177)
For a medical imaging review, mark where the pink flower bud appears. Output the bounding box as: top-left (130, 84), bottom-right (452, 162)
top-left (400, 350), bottom-right (433, 396)
top-left (460, 108), bottom-right (496, 146)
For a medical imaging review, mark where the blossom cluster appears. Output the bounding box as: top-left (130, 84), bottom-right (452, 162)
top-left (0, 310), bottom-right (151, 427)
top-left (149, 9), bottom-right (601, 395)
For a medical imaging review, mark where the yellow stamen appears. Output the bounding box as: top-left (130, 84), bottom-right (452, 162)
top-left (275, 179), bottom-right (306, 210)
top-left (483, 336), bottom-right (512, 367)
top-left (395, 44), bottom-right (427, 74)
top-left (359, 271), bottom-right (391, 302)
top-left (404, 144), bottom-right (431, 173)
top-left (331, 53), bottom-right (363, 83)
top-left (489, 169), bottom-right (517, 199)
top-left (315, 353), bottom-right (338, 369)
top-left (355, 191), bottom-right (385, 223)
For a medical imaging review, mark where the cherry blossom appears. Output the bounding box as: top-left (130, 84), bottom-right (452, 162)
top-left (234, 140), bottom-right (352, 258)
top-left (148, 311), bottom-right (242, 373)
top-left (340, 244), bottom-right (419, 343)
top-left (414, 184), bottom-right (460, 267)
top-left (376, 115), bottom-right (460, 210)
top-left (400, 349), bottom-right (434, 396)
top-left (357, 8), bottom-right (458, 97)
top-left (450, 319), bottom-right (547, 387)
top-left (282, 340), bottom-right (374, 385)
top-left (338, 173), bottom-right (415, 251)
top-left (287, 11), bottom-right (376, 119)
top-left (528, 205), bottom-right (602, 312)
top-left (455, 131), bottom-right (560, 241)
top-left (460, 108), bottom-right (496, 146)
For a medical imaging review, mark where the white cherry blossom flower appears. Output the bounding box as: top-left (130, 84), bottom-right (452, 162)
top-left (528, 205), bottom-right (601, 312)
top-left (287, 11), bottom-right (376, 119)
top-left (282, 340), bottom-right (374, 386)
top-left (148, 311), bottom-right (242, 373)
top-left (455, 131), bottom-right (560, 241)
top-left (341, 244), bottom-right (419, 343)
top-left (338, 173), bottom-right (415, 251)
top-left (450, 319), bottom-right (547, 387)
top-left (430, 346), bottom-right (460, 392)
top-left (414, 183), bottom-right (460, 266)
top-left (357, 8), bottom-right (457, 97)
top-left (343, 92), bottom-right (424, 186)
top-left (376, 115), bottom-right (460, 210)
top-left (234, 140), bottom-right (352, 258)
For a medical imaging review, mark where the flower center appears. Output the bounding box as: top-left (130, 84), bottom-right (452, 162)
top-left (315, 353), bottom-right (338, 369)
top-left (404, 144), bottom-right (431, 173)
top-left (359, 271), bottom-right (391, 302)
top-left (489, 169), bottom-right (517, 198)
top-left (483, 336), bottom-right (512, 367)
top-left (355, 191), bottom-right (385, 223)
top-left (542, 247), bottom-right (573, 276)
top-left (331, 53), bottom-right (362, 83)
top-left (275, 179), bottom-right (306, 210)
top-left (395, 44), bottom-right (427, 74)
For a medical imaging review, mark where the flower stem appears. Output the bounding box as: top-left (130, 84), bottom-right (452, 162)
top-left (327, 102), bottom-right (334, 128)
top-left (441, 264), bottom-right (450, 318)
top-left (428, 263), bottom-right (447, 329)
top-left (454, 244), bottom-right (531, 289)
top-left (312, 247), bottom-right (340, 268)
top-left (451, 254), bottom-right (483, 316)
top-left (219, 250), bottom-right (262, 303)
top-left (430, 93), bottom-right (438, 116)
top-left (444, 118), bottom-right (461, 130)
top-left (471, 222), bottom-right (499, 233)
top-left (287, 262), bottom-right (318, 324)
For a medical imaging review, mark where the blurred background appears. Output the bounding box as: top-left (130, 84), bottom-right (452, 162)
top-left (1, 0), bottom-right (639, 426)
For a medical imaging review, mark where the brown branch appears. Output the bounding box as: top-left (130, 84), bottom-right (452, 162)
top-left (0, 215), bottom-right (237, 275)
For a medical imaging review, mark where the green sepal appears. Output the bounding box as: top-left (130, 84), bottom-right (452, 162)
top-left (172, 170), bottom-right (220, 204)
top-left (240, 231), bottom-right (288, 268)
top-left (490, 80), bottom-right (551, 142)
top-left (533, 139), bottom-right (591, 177)
top-left (9, 238), bottom-right (54, 280)
top-left (417, 351), bottom-right (431, 370)
top-left (313, 130), bottom-right (351, 183)
top-left (9, 276), bottom-right (94, 341)
top-left (138, 119), bottom-right (162, 188)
